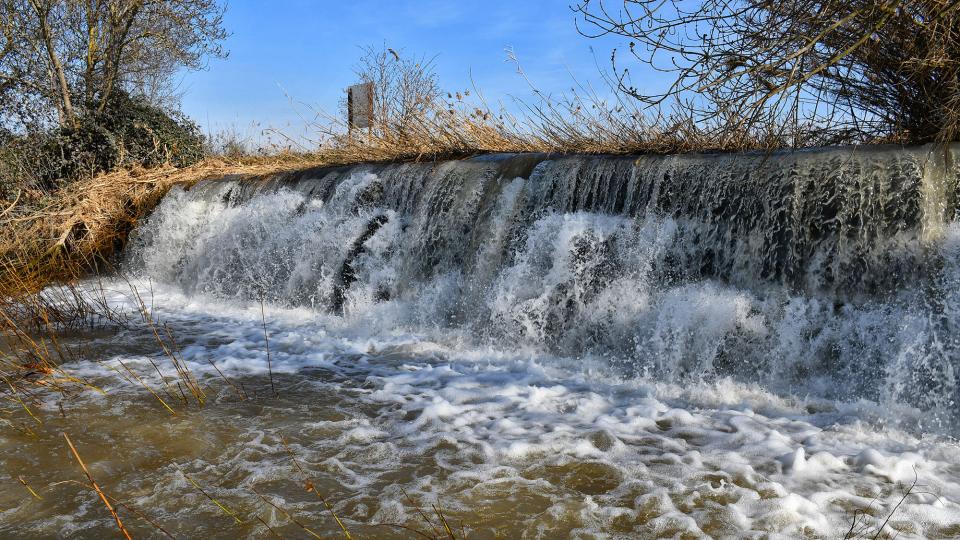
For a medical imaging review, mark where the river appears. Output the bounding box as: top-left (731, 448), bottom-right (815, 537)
top-left (2, 149), bottom-right (960, 538)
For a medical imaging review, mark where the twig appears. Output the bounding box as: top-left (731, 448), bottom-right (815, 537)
top-left (252, 487), bottom-right (323, 539)
top-left (176, 465), bottom-right (243, 525)
top-left (259, 296), bottom-right (278, 398)
top-left (17, 475), bottom-right (42, 500)
top-left (279, 435), bottom-right (353, 539)
top-left (62, 433), bottom-right (132, 540)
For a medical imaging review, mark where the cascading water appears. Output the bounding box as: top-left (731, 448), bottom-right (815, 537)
top-left (128, 146), bottom-right (960, 428)
top-left (4, 146), bottom-right (960, 538)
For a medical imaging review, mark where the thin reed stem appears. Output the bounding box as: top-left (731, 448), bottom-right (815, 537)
top-left (260, 296), bottom-right (277, 398)
top-left (63, 433), bottom-right (132, 540)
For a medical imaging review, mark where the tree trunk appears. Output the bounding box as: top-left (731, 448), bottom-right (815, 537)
top-left (29, 0), bottom-right (76, 128)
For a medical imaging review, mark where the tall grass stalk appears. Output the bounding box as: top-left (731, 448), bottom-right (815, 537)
top-left (63, 432), bottom-right (133, 540)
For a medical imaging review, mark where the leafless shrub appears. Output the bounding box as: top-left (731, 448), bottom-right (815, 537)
top-left (574, 0), bottom-right (960, 145)
top-left (295, 45), bottom-right (528, 162)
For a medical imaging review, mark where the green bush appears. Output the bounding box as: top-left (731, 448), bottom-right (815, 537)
top-left (95, 91), bottom-right (205, 169)
top-left (0, 121), bottom-right (119, 195)
top-left (46, 122), bottom-right (120, 183)
top-left (0, 91), bottom-right (204, 197)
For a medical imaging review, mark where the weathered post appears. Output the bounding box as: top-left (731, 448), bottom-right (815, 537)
top-left (347, 82), bottom-right (374, 143)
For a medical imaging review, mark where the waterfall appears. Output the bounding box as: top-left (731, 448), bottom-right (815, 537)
top-left (125, 144), bottom-right (960, 431)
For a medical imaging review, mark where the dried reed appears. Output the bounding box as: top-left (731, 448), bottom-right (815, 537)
top-left (63, 432), bottom-right (133, 540)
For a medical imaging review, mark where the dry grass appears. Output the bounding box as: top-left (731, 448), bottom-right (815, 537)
top-left (300, 71), bottom-right (792, 165)
top-left (0, 112), bottom-right (759, 300)
top-left (260, 45), bottom-right (804, 168)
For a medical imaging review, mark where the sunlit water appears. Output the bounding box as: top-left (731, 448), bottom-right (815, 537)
top-left (3, 151), bottom-right (960, 538)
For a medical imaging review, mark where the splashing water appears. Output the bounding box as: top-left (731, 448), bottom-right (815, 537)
top-left (3, 148), bottom-right (960, 538)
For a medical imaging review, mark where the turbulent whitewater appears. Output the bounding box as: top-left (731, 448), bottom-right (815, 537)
top-left (3, 146), bottom-right (960, 538)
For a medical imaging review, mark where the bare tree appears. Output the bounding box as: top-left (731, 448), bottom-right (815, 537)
top-left (574, 0), bottom-right (960, 144)
top-left (0, 0), bottom-right (227, 130)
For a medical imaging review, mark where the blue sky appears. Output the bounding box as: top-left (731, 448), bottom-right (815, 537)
top-left (178, 1), bottom-right (660, 146)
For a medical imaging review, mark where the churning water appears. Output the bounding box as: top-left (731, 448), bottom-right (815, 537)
top-left (3, 147), bottom-right (960, 538)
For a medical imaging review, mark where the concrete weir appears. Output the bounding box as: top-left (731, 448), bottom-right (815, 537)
top-left (160, 144), bottom-right (960, 300)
